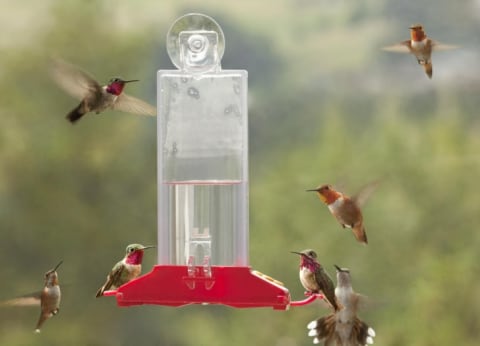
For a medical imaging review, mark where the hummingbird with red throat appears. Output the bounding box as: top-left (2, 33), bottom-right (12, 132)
top-left (292, 249), bottom-right (340, 312)
top-left (307, 265), bottom-right (376, 345)
top-left (307, 181), bottom-right (379, 245)
top-left (96, 244), bottom-right (155, 298)
top-left (1, 260), bottom-right (63, 333)
top-left (50, 58), bottom-right (156, 123)
top-left (382, 24), bottom-right (457, 79)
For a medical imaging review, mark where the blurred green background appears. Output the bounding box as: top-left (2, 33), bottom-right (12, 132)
top-left (1, 0), bottom-right (480, 345)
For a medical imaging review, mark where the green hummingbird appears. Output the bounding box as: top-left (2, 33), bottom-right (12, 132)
top-left (95, 244), bottom-right (155, 298)
top-left (292, 249), bottom-right (340, 311)
top-left (1, 260), bottom-right (63, 333)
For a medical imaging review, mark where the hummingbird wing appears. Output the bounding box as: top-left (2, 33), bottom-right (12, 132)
top-left (0, 291), bottom-right (42, 307)
top-left (314, 268), bottom-right (339, 311)
top-left (50, 58), bottom-right (102, 100)
top-left (431, 40), bottom-right (458, 51)
top-left (381, 40), bottom-right (411, 53)
top-left (95, 262), bottom-right (124, 297)
top-left (352, 180), bottom-right (381, 208)
top-left (113, 93), bottom-right (156, 116)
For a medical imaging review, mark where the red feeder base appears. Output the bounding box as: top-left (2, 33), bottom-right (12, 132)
top-left (103, 265), bottom-right (291, 310)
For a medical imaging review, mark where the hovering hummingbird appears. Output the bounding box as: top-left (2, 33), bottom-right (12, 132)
top-left (307, 181), bottom-right (379, 244)
top-left (0, 261), bottom-right (63, 333)
top-left (292, 249), bottom-right (340, 312)
top-left (96, 244), bottom-right (155, 298)
top-left (382, 24), bottom-right (457, 79)
top-left (307, 265), bottom-right (376, 346)
top-left (50, 58), bottom-right (156, 123)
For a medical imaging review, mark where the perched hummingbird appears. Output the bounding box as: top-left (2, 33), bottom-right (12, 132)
top-left (382, 24), bottom-right (457, 79)
top-left (50, 58), bottom-right (156, 123)
top-left (0, 260), bottom-right (63, 333)
top-left (307, 181), bottom-right (379, 245)
top-left (96, 244), bottom-right (155, 298)
top-left (307, 265), bottom-right (376, 346)
top-left (292, 249), bottom-right (340, 312)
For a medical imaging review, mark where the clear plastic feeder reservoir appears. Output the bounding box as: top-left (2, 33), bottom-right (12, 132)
top-left (158, 40), bottom-right (247, 268)
top-left (104, 13), bottom-right (290, 309)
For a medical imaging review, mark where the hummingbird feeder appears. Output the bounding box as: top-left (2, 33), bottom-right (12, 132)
top-left (104, 13), bottom-right (321, 310)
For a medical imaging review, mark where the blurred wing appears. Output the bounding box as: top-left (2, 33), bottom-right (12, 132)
top-left (50, 58), bottom-right (102, 100)
top-left (381, 41), bottom-right (411, 54)
top-left (113, 93), bottom-right (156, 116)
top-left (353, 179), bottom-right (381, 207)
top-left (0, 291), bottom-right (41, 307)
top-left (355, 293), bottom-right (371, 311)
top-left (431, 41), bottom-right (458, 51)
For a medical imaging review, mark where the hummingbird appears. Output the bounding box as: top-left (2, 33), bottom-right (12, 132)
top-left (307, 265), bottom-right (376, 345)
top-left (382, 24), bottom-right (457, 79)
top-left (307, 181), bottom-right (379, 245)
top-left (292, 249), bottom-right (340, 312)
top-left (96, 244), bottom-right (155, 298)
top-left (0, 260), bottom-right (63, 333)
top-left (50, 58), bottom-right (156, 123)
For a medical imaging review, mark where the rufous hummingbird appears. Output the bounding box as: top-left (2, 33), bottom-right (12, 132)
top-left (50, 58), bottom-right (156, 123)
top-left (307, 181), bottom-right (379, 245)
top-left (292, 249), bottom-right (340, 312)
top-left (382, 24), bottom-right (457, 79)
top-left (0, 260), bottom-right (63, 333)
top-left (95, 244), bottom-right (155, 298)
top-left (307, 265), bottom-right (376, 345)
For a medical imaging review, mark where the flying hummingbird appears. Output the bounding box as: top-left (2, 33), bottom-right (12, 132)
top-left (292, 249), bottom-right (340, 312)
top-left (0, 260), bottom-right (63, 333)
top-left (50, 58), bottom-right (156, 123)
top-left (96, 244), bottom-right (155, 298)
top-left (307, 181), bottom-right (379, 245)
top-left (382, 24), bottom-right (457, 79)
top-left (307, 265), bottom-right (376, 346)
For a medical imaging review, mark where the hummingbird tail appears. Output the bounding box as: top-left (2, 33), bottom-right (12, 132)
top-left (351, 317), bottom-right (376, 345)
top-left (66, 103), bottom-right (86, 123)
top-left (307, 315), bottom-right (376, 345)
top-left (35, 312), bottom-right (48, 332)
top-left (95, 287), bottom-right (105, 298)
top-left (307, 314), bottom-right (336, 345)
top-left (353, 225), bottom-right (368, 245)
top-left (424, 62), bottom-right (433, 79)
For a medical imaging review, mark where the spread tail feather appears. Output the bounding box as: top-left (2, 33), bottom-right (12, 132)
top-left (352, 317), bottom-right (376, 345)
top-left (307, 314), bottom-right (336, 345)
top-left (307, 315), bottom-right (376, 345)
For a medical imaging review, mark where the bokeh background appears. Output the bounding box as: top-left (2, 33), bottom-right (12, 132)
top-left (1, 0), bottom-right (480, 345)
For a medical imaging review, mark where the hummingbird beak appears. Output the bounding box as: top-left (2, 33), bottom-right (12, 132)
top-left (334, 264), bottom-right (348, 272)
top-left (53, 260), bottom-right (63, 272)
top-left (306, 189), bottom-right (318, 192)
top-left (141, 245), bottom-right (156, 250)
top-left (123, 79), bottom-right (139, 84)
top-left (290, 251), bottom-right (303, 256)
